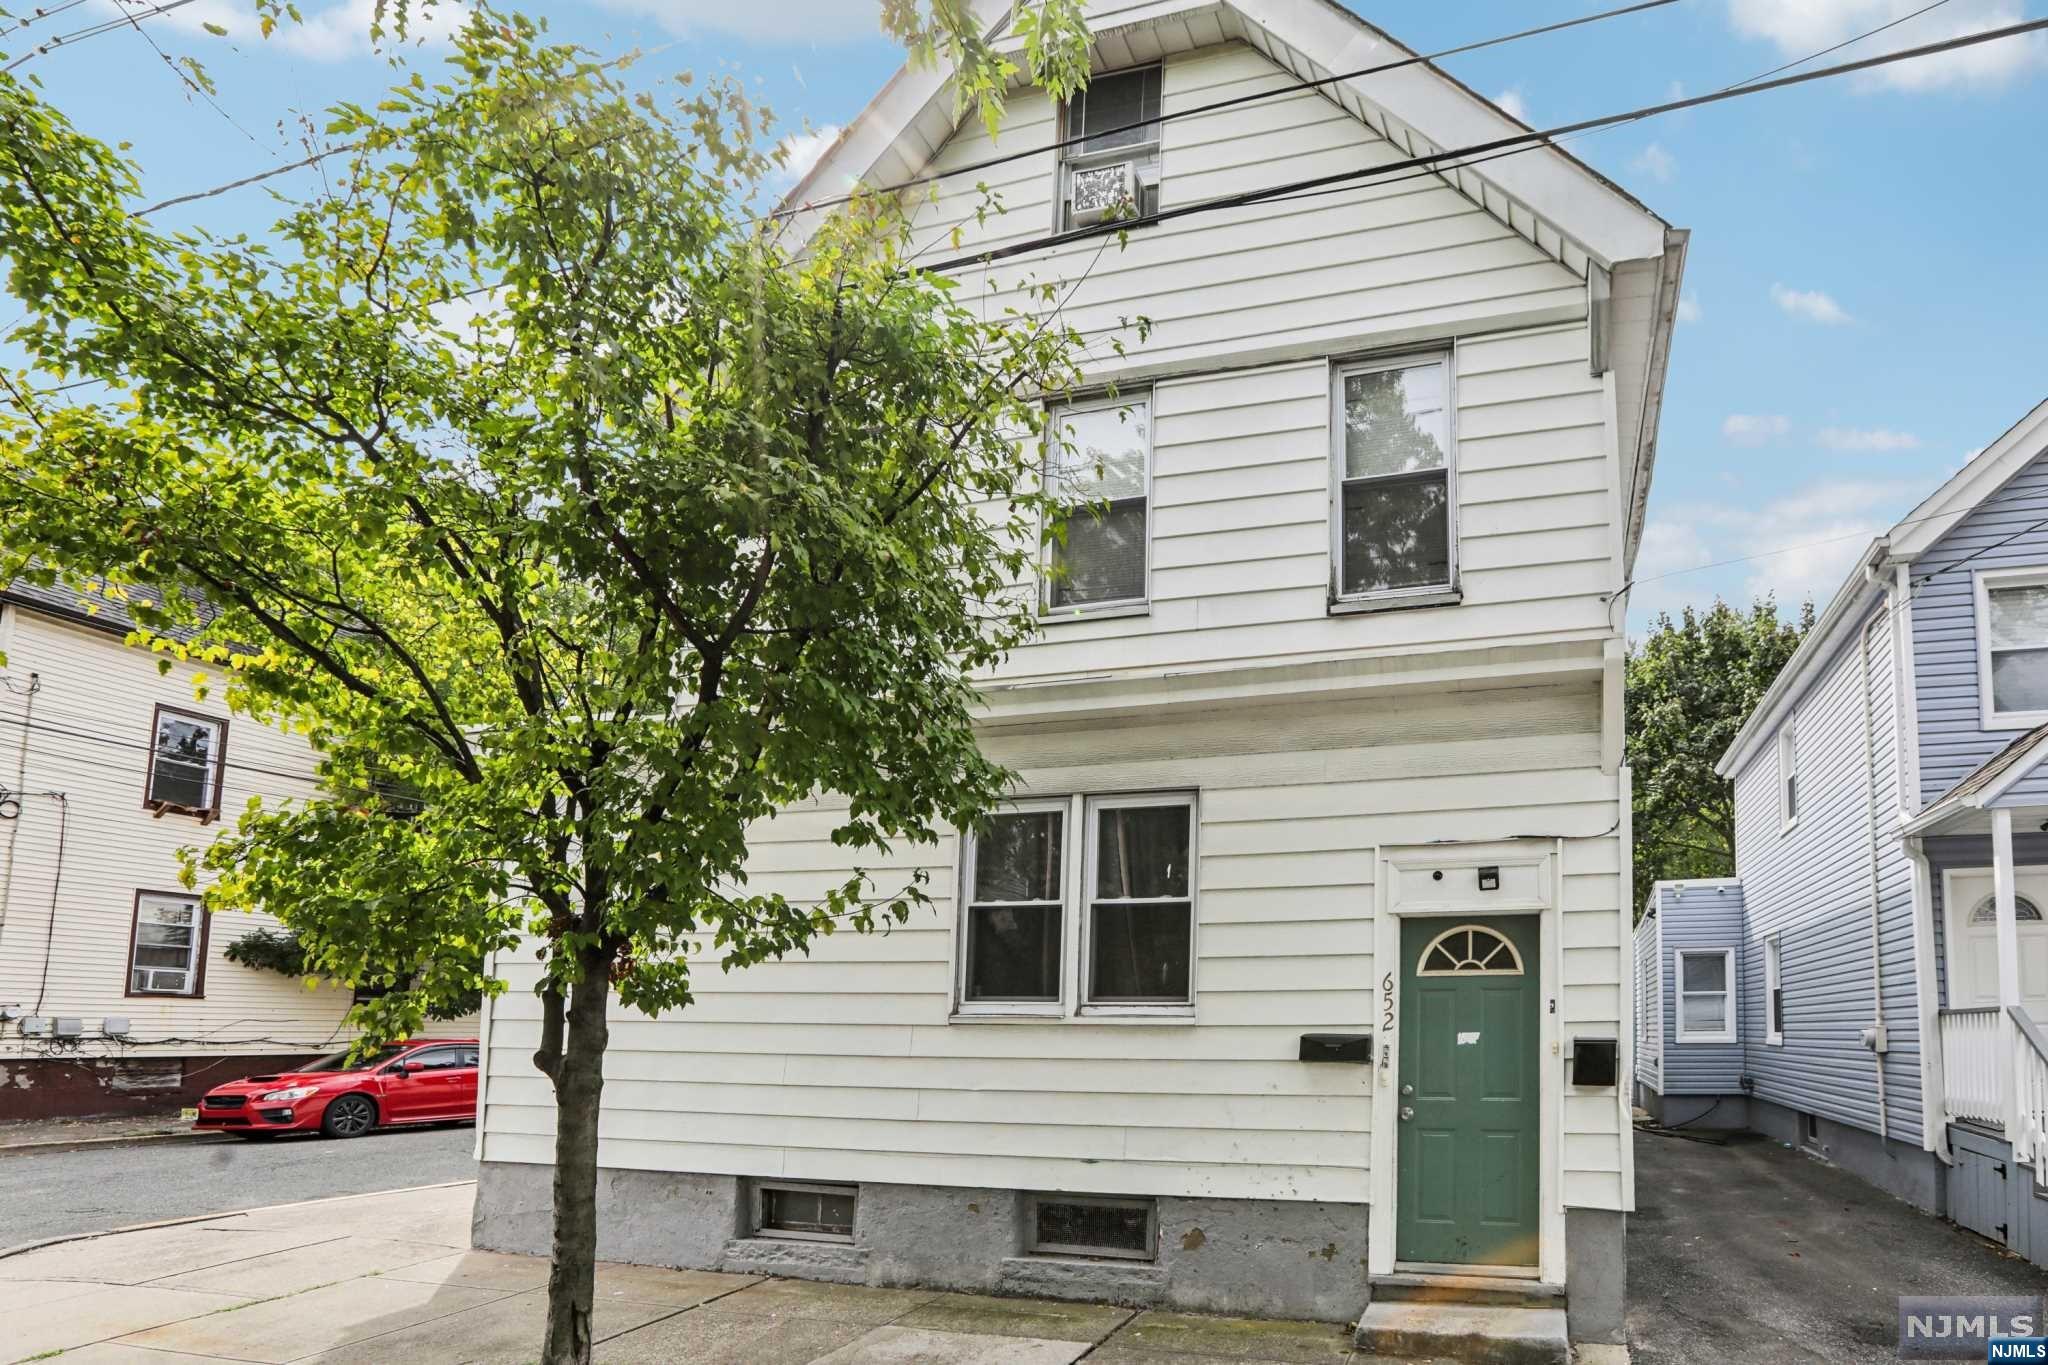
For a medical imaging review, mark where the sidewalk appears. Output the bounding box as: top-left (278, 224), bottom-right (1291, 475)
top-left (0, 1181), bottom-right (1425, 1363)
top-left (0, 1108), bottom-right (208, 1153)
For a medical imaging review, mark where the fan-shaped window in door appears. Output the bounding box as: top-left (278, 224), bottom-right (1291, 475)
top-left (1970, 894), bottom-right (2044, 924)
top-left (1417, 924), bottom-right (1525, 976)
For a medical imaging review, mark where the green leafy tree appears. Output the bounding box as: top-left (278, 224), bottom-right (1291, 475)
top-left (0, 10), bottom-right (1115, 1360)
top-left (1626, 597), bottom-right (1815, 914)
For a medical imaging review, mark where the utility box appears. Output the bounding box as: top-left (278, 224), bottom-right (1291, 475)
top-left (53, 1017), bottom-right (83, 1039)
top-left (101, 1016), bottom-right (132, 1037)
top-left (18, 1016), bottom-right (49, 1037)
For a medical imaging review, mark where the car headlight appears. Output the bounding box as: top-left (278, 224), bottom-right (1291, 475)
top-left (258, 1086), bottom-right (318, 1103)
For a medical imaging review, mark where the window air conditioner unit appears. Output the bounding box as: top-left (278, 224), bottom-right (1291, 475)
top-left (137, 969), bottom-right (189, 994)
top-left (1069, 161), bottom-right (1136, 226)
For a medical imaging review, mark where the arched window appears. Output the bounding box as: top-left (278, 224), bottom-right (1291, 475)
top-left (1970, 894), bottom-right (2044, 924)
top-left (1417, 924), bottom-right (1525, 977)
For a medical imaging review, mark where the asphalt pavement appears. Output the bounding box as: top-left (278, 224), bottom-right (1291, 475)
top-left (1629, 1126), bottom-right (2048, 1363)
top-left (0, 1121), bottom-right (477, 1246)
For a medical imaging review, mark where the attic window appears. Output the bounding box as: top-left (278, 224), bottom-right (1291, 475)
top-left (145, 705), bottom-right (226, 820)
top-left (1059, 66), bottom-right (1162, 231)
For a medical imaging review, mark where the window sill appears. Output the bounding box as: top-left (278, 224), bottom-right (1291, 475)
top-left (1675, 1035), bottom-right (1737, 1046)
top-left (1779, 817), bottom-right (1798, 836)
top-left (950, 1008), bottom-right (1064, 1025)
top-left (1984, 709), bottom-right (2048, 730)
top-left (1328, 588), bottom-right (1461, 617)
top-left (1765, 1037), bottom-right (1784, 1048)
top-left (1075, 1005), bottom-right (1195, 1023)
top-left (1037, 602), bottom-right (1150, 625)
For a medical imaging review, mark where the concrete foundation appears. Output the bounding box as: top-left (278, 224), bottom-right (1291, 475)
top-left (1564, 1208), bottom-right (1626, 1345)
top-left (1746, 1094), bottom-right (1945, 1215)
top-left (1634, 1084), bottom-right (1748, 1130)
top-left (473, 1161), bottom-right (1373, 1322)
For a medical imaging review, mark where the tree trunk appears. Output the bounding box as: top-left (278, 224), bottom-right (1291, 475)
top-left (540, 953), bottom-right (611, 1365)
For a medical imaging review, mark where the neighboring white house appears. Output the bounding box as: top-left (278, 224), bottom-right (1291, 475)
top-left (469, 0), bottom-right (1686, 1350)
top-left (0, 579), bottom-right (359, 1118)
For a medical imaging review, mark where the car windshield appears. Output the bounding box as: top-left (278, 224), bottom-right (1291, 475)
top-left (296, 1044), bottom-right (409, 1073)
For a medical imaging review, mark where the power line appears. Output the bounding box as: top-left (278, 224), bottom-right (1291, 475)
top-left (918, 15), bottom-right (2048, 277)
top-left (1, 0), bottom-right (198, 73)
top-left (0, 709), bottom-right (326, 787)
top-left (774, 0), bottom-right (1684, 221)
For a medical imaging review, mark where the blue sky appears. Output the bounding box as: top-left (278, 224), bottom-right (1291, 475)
top-left (11, 0), bottom-right (2047, 634)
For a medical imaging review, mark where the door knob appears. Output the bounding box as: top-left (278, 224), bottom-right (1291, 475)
top-left (1399, 1106), bottom-right (1415, 1121)
top-left (1401, 1084), bottom-right (1414, 1096)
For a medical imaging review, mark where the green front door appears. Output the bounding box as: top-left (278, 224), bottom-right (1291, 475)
top-left (1395, 915), bottom-right (1541, 1267)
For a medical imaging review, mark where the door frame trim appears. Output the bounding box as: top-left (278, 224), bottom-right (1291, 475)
top-left (1939, 864), bottom-right (2048, 1010)
top-left (1370, 840), bottom-right (1564, 1286)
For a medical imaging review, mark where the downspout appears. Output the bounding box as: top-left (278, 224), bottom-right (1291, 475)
top-left (1861, 575), bottom-right (1891, 1146)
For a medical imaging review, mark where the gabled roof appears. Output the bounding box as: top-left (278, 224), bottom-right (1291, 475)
top-left (1904, 722), bottom-right (2048, 835)
top-left (1717, 398), bottom-right (2048, 781)
top-left (779, 0), bottom-right (1673, 274)
top-left (2, 570), bottom-right (215, 645)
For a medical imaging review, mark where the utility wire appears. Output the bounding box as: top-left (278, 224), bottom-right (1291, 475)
top-left (1, 0), bottom-right (198, 72)
top-left (0, 709), bottom-right (326, 787)
top-left (774, 0), bottom-right (1684, 220)
top-left (920, 15), bottom-right (2048, 276)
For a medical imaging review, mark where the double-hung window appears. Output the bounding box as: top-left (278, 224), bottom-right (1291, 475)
top-left (146, 704), bottom-right (226, 819)
top-left (1764, 936), bottom-right (1784, 1046)
top-left (1043, 394), bottom-right (1150, 615)
top-left (958, 792), bottom-right (1196, 1015)
top-left (129, 891), bottom-right (206, 997)
top-left (1058, 65), bottom-right (1161, 230)
top-left (1331, 353), bottom-right (1455, 605)
top-left (1977, 568), bottom-right (2048, 726)
top-left (1674, 948), bottom-right (1735, 1043)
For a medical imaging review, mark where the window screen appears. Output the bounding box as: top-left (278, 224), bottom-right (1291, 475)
top-left (1086, 800), bottom-right (1193, 1005)
top-left (1030, 1196), bottom-right (1155, 1259)
top-left (1335, 359), bottom-right (1452, 597)
top-left (759, 1184), bottom-right (857, 1241)
top-left (1988, 580), bottom-right (2048, 716)
top-left (148, 710), bottom-right (223, 813)
top-left (1046, 399), bottom-right (1149, 610)
top-left (131, 895), bottom-right (202, 995)
top-left (964, 808), bottom-right (1065, 1002)
top-left (1069, 67), bottom-right (1161, 154)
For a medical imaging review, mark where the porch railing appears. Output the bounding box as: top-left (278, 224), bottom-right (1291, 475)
top-left (2010, 1006), bottom-right (2048, 1192)
top-left (1940, 1007), bottom-right (2003, 1128)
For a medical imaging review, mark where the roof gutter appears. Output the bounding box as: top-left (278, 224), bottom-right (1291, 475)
top-left (1715, 535), bottom-right (1894, 780)
top-left (1622, 227), bottom-right (1689, 575)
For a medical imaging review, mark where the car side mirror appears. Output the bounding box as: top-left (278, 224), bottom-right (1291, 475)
top-left (394, 1059), bottom-right (422, 1074)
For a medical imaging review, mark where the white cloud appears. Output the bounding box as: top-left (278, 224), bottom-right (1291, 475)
top-left (1629, 142), bottom-right (1677, 183)
top-left (1676, 293), bottom-right (1702, 324)
top-left (773, 125), bottom-right (842, 192)
top-left (1726, 0), bottom-right (2048, 94)
top-left (1817, 426), bottom-right (1922, 452)
top-left (160, 0), bottom-right (469, 60)
top-left (1722, 413), bottom-right (1791, 445)
top-left (1630, 477), bottom-right (1923, 628)
top-left (1771, 282), bottom-right (1852, 325)
top-left (585, 0), bottom-right (880, 42)
top-left (1494, 88), bottom-right (1530, 124)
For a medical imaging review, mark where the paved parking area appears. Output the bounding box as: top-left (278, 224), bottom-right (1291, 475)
top-left (1629, 1126), bottom-right (2048, 1363)
top-left (0, 1181), bottom-right (1417, 1364)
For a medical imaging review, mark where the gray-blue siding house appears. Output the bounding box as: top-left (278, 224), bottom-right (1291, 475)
top-left (1635, 398), bottom-right (2048, 1264)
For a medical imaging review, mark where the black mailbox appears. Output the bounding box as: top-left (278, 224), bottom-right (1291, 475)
top-left (1298, 1033), bottom-right (1372, 1063)
top-left (1571, 1037), bottom-right (1619, 1088)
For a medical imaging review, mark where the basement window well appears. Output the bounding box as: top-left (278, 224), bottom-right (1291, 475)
top-left (1027, 1194), bottom-right (1156, 1261)
top-left (755, 1182), bottom-right (857, 1242)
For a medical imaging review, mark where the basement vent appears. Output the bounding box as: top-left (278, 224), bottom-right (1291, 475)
top-left (755, 1182), bottom-right (856, 1243)
top-left (1027, 1195), bottom-right (1156, 1261)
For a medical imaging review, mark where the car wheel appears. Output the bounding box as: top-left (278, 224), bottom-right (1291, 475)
top-left (321, 1094), bottom-right (377, 1139)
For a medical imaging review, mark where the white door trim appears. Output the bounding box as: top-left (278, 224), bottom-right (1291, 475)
top-left (1369, 841), bottom-right (1564, 1286)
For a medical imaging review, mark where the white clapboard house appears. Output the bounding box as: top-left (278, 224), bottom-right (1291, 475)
top-left (470, 0), bottom-right (1686, 1352)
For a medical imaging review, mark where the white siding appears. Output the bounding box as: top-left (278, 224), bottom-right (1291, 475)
top-left (0, 606), bottom-right (357, 1060)
top-left (482, 684), bottom-right (1630, 1208)
top-left (899, 42), bottom-right (1612, 684)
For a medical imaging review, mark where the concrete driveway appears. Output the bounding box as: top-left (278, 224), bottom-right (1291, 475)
top-left (1629, 1126), bottom-right (2048, 1363)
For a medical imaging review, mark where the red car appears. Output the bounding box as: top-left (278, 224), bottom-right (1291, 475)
top-left (194, 1038), bottom-right (479, 1139)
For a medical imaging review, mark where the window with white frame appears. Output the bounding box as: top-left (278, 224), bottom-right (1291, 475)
top-left (1057, 66), bottom-right (1161, 231)
top-left (958, 792), bottom-right (1195, 1014)
top-left (1764, 936), bottom-right (1784, 1046)
top-left (1332, 354), bottom-right (1454, 602)
top-left (146, 705), bottom-right (226, 818)
top-left (130, 892), bottom-right (205, 996)
top-left (1978, 569), bottom-right (2048, 725)
top-left (1675, 948), bottom-right (1735, 1043)
top-left (1778, 718), bottom-right (1798, 829)
top-left (1043, 395), bottom-right (1150, 614)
